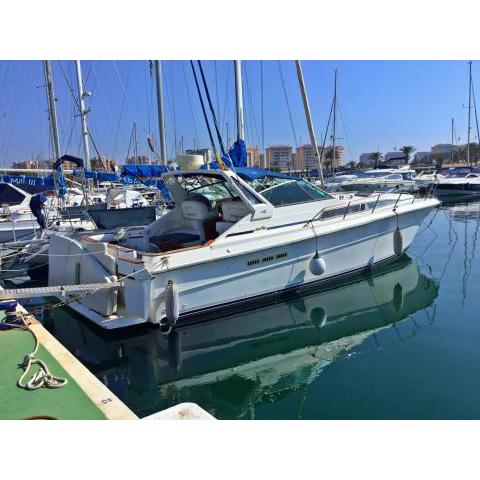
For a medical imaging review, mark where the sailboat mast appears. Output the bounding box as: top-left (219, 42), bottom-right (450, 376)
top-left (154, 60), bottom-right (168, 166)
top-left (234, 60), bottom-right (245, 141)
top-left (451, 117), bottom-right (454, 164)
top-left (294, 60), bottom-right (324, 186)
top-left (260, 60), bottom-right (265, 168)
top-left (467, 61), bottom-right (472, 167)
top-left (331, 69), bottom-right (337, 176)
top-left (75, 60), bottom-right (91, 170)
top-left (43, 60), bottom-right (61, 163)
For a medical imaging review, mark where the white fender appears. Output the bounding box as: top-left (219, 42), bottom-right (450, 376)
top-left (393, 227), bottom-right (403, 256)
top-left (309, 252), bottom-right (326, 276)
top-left (165, 280), bottom-right (180, 326)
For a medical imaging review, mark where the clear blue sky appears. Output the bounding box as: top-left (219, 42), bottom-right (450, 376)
top-left (0, 60), bottom-right (476, 165)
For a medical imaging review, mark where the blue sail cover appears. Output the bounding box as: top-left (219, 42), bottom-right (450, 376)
top-left (73, 169), bottom-right (120, 182)
top-left (122, 164), bottom-right (169, 177)
top-left (222, 139), bottom-right (247, 168)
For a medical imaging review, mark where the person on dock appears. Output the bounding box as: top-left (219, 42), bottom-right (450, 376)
top-left (29, 191), bottom-right (53, 230)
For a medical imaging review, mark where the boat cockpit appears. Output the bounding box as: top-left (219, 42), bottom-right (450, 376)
top-left (109, 169), bottom-right (333, 255)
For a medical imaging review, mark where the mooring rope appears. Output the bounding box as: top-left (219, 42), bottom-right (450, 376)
top-left (16, 323), bottom-right (68, 390)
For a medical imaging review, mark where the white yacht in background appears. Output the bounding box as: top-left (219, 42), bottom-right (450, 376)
top-left (434, 171), bottom-right (480, 198)
top-left (339, 167), bottom-right (416, 194)
top-left (413, 171), bottom-right (444, 188)
top-left (48, 168), bottom-right (439, 330)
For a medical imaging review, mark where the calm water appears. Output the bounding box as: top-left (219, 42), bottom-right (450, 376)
top-left (32, 197), bottom-right (480, 419)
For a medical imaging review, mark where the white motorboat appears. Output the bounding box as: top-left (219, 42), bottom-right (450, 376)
top-left (48, 168), bottom-right (439, 330)
top-left (413, 171), bottom-right (445, 187)
top-left (339, 168), bottom-right (417, 193)
top-left (433, 172), bottom-right (480, 198)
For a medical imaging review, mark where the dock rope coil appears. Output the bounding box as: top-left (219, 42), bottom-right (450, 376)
top-left (17, 326), bottom-right (68, 390)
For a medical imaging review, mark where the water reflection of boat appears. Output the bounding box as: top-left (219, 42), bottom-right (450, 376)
top-left (40, 255), bottom-right (438, 418)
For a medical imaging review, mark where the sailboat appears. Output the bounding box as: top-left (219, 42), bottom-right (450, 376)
top-left (435, 62), bottom-right (480, 198)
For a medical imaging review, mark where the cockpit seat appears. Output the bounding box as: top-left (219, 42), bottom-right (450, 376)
top-left (221, 199), bottom-right (250, 222)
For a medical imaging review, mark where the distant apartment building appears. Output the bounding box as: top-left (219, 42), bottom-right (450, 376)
top-left (296, 144), bottom-right (320, 171)
top-left (126, 155), bottom-right (153, 165)
top-left (266, 145), bottom-right (293, 171)
top-left (413, 151), bottom-right (431, 164)
top-left (296, 144), bottom-right (344, 171)
top-left (359, 152), bottom-right (377, 166)
top-left (383, 151), bottom-right (406, 167)
top-left (431, 144), bottom-right (454, 155)
top-left (246, 146), bottom-right (260, 167)
top-left (185, 148), bottom-right (211, 164)
top-left (323, 145), bottom-right (344, 169)
top-left (90, 156), bottom-right (117, 171)
top-left (12, 160), bottom-right (38, 170)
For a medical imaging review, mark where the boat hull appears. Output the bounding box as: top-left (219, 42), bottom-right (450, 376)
top-left (150, 205), bottom-right (432, 326)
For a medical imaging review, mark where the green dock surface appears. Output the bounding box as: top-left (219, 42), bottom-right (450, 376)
top-left (0, 328), bottom-right (106, 419)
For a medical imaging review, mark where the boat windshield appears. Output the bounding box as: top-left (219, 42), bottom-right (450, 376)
top-left (259, 179), bottom-right (331, 207)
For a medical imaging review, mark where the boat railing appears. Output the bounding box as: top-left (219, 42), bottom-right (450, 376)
top-left (312, 191), bottom-right (418, 223)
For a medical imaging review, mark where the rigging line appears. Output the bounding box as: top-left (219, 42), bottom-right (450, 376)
top-left (189, 61), bottom-right (219, 160)
top-left (260, 60), bottom-right (265, 158)
top-left (112, 60), bottom-right (137, 126)
top-left (169, 62), bottom-right (178, 158)
top-left (221, 61), bottom-right (231, 141)
top-left (197, 60), bottom-right (227, 156)
top-left (277, 61), bottom-right (299, 149)
top-left (472, 83), bottom-right (480, 152)
top-left (3, 64), bottom-right (27, 163)
top-left (181, 61), bottom-right (200, 147)
top-left (337, 100), bottom-right (355, 164)
top-left (91, 62), bottom-right (117, 151)
top-left (145, 61), bottom-right (152, 135)
top-left (215, 61), bottom-right (220, 124)
top-left (0, 60), bottom-right (13, 113)
top-left (112, 63), bottom-right (132, 161)
top-left (319, 98), bottom-right (334, 171)
top-left (243, 62), bottom-right (261, 148)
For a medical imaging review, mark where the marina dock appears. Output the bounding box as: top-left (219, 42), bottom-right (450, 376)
top-left (0, 304), bottom-right (137, 420)
top-left (0, 302), bottom-right (213, 419)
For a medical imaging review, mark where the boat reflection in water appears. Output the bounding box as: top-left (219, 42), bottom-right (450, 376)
top-left (41, 255), bottom-right (438, 419)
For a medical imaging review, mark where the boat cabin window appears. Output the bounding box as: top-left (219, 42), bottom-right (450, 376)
top-left (260, 179), bottom-right (331, 207)
top-left (386, 174), bottom-right (403, 180)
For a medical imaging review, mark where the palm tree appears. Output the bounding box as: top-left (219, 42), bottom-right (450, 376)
top-left (400, 145), bottom-right (416, 164)
top-left (368, 151), bottom-right (383, 169)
